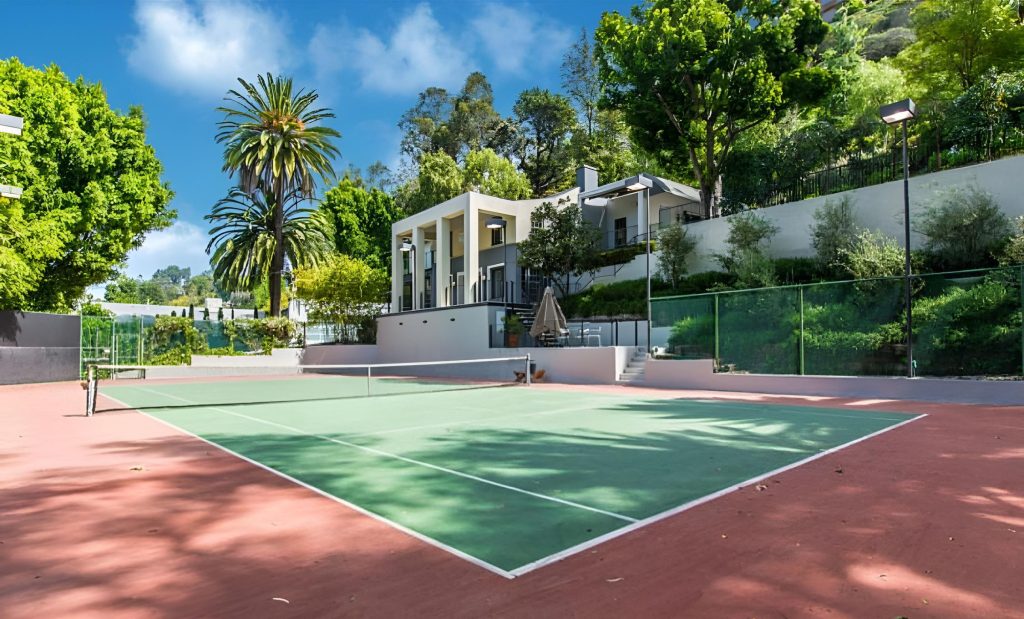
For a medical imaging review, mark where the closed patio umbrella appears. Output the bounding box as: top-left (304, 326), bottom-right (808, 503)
top-left (530, 286), bottom-right (567, 341)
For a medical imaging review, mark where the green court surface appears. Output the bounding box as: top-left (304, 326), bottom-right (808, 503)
top-left (101, 379), bottom-right (918, 576)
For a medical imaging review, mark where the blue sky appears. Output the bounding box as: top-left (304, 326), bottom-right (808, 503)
top-left (2, 0), bottom-right (632, 282)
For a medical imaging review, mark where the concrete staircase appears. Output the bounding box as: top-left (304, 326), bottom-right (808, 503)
top-left (617, 347), bottom-right (647, 384)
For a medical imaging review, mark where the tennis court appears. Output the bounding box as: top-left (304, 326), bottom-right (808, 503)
top-left (93, 364), bottom-right (921, 577)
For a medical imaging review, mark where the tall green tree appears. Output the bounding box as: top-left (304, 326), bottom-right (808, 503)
top-left (561, 28), bottom-right (602, 136)
top-left (511, 88), bottom-right (578, 196)
top-left (398, 72), bottom-right (504, 162)
top-left (516, 200), bottom-right (601, 296)
top-left (319, 177), bottom-right (403, 270)
top-left (899, 0), bottom-right (1024, 97)
top-left (397, 148), bottom-right (531, 214)
top-left (596, 0), bottom-right (831, 218)
top-left (294, 253), bottom-right (388, 343)
top-left (0, 59), bottom-right (173, 310)
top-left (216, 73), bottom-right (339, 316)
top-left (205, 187), bottom-right (331, 295)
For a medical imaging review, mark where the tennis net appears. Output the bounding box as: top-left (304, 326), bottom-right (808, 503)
top-left (85, 355), bottom-right (532, 416)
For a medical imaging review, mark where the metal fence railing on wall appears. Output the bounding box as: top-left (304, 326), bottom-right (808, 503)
top-left (723, 130), bottom-right (1024, 212)
top-left (650, 265), bottom-right (1024, 378)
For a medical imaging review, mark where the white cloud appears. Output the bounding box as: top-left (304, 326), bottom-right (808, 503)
top-left (310, 3), bottom-right (473, 95)
top-left (123, 221), bottom-right (211, 279)
top-left (470, 4), bottom-right (573, 75)
top-left (126, 0), bottom-right (292, 98)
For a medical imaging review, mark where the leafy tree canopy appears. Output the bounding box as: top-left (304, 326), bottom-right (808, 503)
top-left (510, 88), bottom-right (578, 197)
top-left (898, 0), bottom-right (1024, 98)
top-left (319, 176), bottom-right (404, 270)
top-left (397, 148), bottom-right (531, 214)
top-left (0, 59), bottom-right (174, 311)
top-left (293, 253), bottom-right (387, 343)
top-left (596, 0), bottom-right (831, 217)
top-left (398, 72), bottom-right (506, 163)
top-left (516, 200), bottom-right (602, 297)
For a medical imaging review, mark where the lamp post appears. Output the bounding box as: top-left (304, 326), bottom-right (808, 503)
top-left (400, 239), bottom-right (416, 312)
top-left (1, 114), bottom-right (24, 200)
top-left (880, 98), bottom-right (917, 378)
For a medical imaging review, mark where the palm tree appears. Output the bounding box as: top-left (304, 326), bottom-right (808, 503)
top-left (216, 73), bottom-right (340, 315)
top-left (205, 187), bottom-right (331, 297)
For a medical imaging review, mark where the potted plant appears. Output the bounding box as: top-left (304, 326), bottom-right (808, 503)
top-left (503, 314), bottom-right (525, 347)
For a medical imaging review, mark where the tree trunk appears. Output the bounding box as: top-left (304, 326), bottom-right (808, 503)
top-left (269, 181), bottom-right (285, 317)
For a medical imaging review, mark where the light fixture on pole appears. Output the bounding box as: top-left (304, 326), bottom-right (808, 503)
top-left (485, 216), bottom-right (509, 313)
top-left (880, 98), bottom-right (917, 378)
top-left (400, 239), bottom-right (416, 311)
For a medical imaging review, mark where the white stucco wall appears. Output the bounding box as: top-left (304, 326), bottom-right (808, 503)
top-left (675, 155), bottom-right (1024, 273)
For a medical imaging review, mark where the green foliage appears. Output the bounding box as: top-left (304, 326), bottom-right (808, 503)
top-left (104, 275), bottom-right (141, 303)
top-left (293, 253), bottom-right (387, 344)
top-left (773, 257), bottom-right (826, 285)
top-left (594, 242), bottom-right (651, 269)
top-left (462, 149), bottom-right (532, 199)
top-left (596, 0), bottom-right (830, 215)
top-left (811, 197), bottom-right (860, 272)
top-left (510, 88), bottom-right (578, 196)
top-left (898, 0), bottom-right (1024, 97)
top-left (222, 317), bottom-right (297, 354)
top-left (398, 147), bottom-right (534, 214)
top-left (913, 274), bottom-right (1022, 375)
top-left (319, 177), bottom-right (403, 270)
top-left (716, 213), bottom-right (779, 286)
top-left (79, 302), bottom-right (112, 317)
top-left (1002, 217), bottom-right (1024, 266)
top-left (516, 200), bottom-right (601, 297)
top-left (148, 315), bottom-right (205, 361)
top-left (216, 73), bottom-right (339, 316)
top-left (916, 185), bottom-right (1011, 270)
top-left (656, 224), bottom-right (698, 288)
top-left (503, 313), bottom-right (525, 335)
top-left (562, 271), bottom-right (736, 318)
top-left (206, 187), bottom-right (331, 293)
top-left (0, 59), bottom-right (174, 311)
top-left (837, 230), bottom-right (906, 279)
top-left (399, 73), bottom-right (504, 162)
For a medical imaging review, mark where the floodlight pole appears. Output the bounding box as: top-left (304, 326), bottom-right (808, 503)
top-left (900, 118), bottom-right (914, 378)
top-left (881, 98), bottom-right (917, 378)
top-left (645, 188), bottom-right (652, 356)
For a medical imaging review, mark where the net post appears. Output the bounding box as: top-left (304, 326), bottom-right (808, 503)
top-left (366, 365), bottom-right (372, 397)
top-left (525, 354), bottom-right (532, 386)
top-left (85, 364), bottom-right (96, 417)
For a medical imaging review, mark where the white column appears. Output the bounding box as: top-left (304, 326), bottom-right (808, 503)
top-left (464, 201), bottom-right (479, 304)
top-left (436, 216), bottom-right (449, 307)
top-left (412, 226), bottom-right (425, 310)
top-left (391, 231), bottom-right (402, 313)
top-left (637, 189), bottom-right (649, 243)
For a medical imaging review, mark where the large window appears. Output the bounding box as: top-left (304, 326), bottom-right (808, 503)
top-left (490, 227), bottom-right (504, 246)
top-left (614, 217), bottom-right (628, 247)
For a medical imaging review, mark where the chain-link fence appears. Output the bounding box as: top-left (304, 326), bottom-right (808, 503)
top-left (651, 266), bottom-right (1024, 378)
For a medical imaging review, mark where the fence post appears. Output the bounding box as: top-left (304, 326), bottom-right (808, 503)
top-left (713, 293), bottom-right (720, 363)
top-left (1020, 265), bottom-right (1023, 376)
top-left (799, 286), bottom-right (806, 376)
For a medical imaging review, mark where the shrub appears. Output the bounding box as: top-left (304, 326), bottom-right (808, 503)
top-left (916, 185), bottom-right (1011, 270)
top-left (999, 216), bottom-right (1024, 266)
top-left (837, 230), bottom-right (905, 279)
top-left (773, 257), bottom-right (825, 284)
top-left (810, 197), bottom-right (859, 272)
top-left (656, 223), bottom-right (698, 288)
top-left (222, 318), bottom-right (297, 354)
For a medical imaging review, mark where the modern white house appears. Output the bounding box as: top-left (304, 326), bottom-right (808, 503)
top-left (388, 166), bottom-right (704, 313)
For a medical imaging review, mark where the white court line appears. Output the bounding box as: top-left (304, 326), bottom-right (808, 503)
top-left (100, 388), bottom-right (926, 578)
top-left (128, 386), bottom-right (637, 524)
top-left (508, 412), bottom-right (928, 576)
top-left (97, 392), bottom-right (517, 580)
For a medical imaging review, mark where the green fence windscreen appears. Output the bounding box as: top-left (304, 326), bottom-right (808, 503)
top-left (650, 266), bottom-right (1024, 378)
